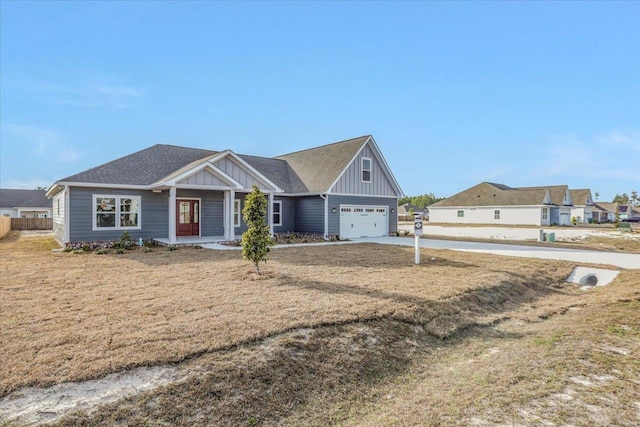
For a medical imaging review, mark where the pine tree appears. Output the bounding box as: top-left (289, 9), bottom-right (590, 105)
top-left (241, 186), bottom-right (274, 275)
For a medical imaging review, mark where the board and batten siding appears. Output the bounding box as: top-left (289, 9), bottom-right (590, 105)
top-left (327, 195), bottom-right (398, 236)
top-left (214, 158), bottom-right (271, 191)
top-left (294, 196), bottom-right (325, 234)
top-left (52, 189), bottom-right (66, 243)
top-left (176, 189), bottom-right (225, 236)
top-left (180, 169), bottom-right (227, 187)
top-left (330, 144), bottom-right (397, 197)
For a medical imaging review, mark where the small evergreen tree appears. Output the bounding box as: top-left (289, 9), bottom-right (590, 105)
top-left (241, 186), bottom-right (274, 275)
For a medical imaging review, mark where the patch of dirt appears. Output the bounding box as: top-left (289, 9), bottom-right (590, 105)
top-left (0, 367), bottom-right (178, 426)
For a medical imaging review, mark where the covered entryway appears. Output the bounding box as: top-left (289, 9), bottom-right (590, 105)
top-left (339, 205), bottom-right (388, 238)
top-left (176, 199), bottom-right (200, 236)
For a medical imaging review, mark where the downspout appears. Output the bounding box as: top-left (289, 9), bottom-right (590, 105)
top-left (320, 194), bottom-right (329, 240)
top-left (64, 185), bottom-right (70, 244)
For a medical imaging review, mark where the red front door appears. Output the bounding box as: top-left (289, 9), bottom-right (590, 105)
top-left (176, 199), bottom-right (200, 237)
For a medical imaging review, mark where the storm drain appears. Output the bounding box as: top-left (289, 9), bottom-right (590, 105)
top-left (567, 267), bottom-right (620, 289)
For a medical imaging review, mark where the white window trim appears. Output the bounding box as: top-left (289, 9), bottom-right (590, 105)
top-left (457, 210), bottom-right (464, 217)
top-left (273, 200), bottom-right (282, 226)
top-left (92, 194), bottom-right (142, 231)
top-left (234, 199), bottom-right (241, 227)
top-left (361, 157), bottom-right (372, 183)
top-left (494, 209), bottom-right (500, 220)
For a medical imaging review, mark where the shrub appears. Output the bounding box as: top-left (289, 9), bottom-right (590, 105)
top-left (94, 249), bottom-right (108, 255)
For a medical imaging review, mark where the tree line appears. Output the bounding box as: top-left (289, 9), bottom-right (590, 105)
top-left (611, 190), bottom-right (639, 206)
top-left (398, 193), bottom-right (445, 208)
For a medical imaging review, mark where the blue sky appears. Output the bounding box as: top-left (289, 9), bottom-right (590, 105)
top-left (1, 1), bottom-right (638, 201)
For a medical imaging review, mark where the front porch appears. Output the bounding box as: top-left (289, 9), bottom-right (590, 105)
top-left (153, 235), bottom-right (240, 246)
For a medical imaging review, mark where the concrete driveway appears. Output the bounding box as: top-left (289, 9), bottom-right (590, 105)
top-left (357, 236), bottom-right (640, 269)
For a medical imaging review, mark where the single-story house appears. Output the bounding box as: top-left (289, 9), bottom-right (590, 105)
top-left (569, 189), bottom-right (594, 223)
top-left (0, 189), bottom-right (53, 218)
top-left (428, 182), bottom-right (576, 226)
top-left (46, 135), bottom-right (404, 245)
top-left (397, 203), bottom-right (428, 221)
top-left (592, 202), bottom-right (617, 222)
top-left (617, 204), bottom-right (639, 220)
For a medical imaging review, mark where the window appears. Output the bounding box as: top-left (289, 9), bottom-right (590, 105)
top-left (234, 200), bottom-right (241, 227)
top-left (57, 199), bottom-right (60, 216)
top-left (361, 157), bottom-right (372, 183)
top-left (457, 210), bottom-right (464, 217)
top-left (94, 195), bottom-right (141, 230)
top-left (542, 208), bottom-right (548, 220)
top-left (272, 200), bottom-right (282, 226)
top-left (494, 210), bottom-right (500, 220)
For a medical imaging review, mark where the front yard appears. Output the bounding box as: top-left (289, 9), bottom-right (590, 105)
top-left (1, 231), bottom-right (639, 425)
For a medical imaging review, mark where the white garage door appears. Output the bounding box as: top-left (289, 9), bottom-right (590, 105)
top-left (339, 205), bottom-right (388, 238)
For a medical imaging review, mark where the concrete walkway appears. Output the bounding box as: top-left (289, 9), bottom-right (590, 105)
top-left (357, 237), bottom-right (640, 269)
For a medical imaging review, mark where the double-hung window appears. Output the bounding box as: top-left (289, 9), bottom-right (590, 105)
top-left (234, 200), bottom-right (241, 227)
top-left (94, 195), bottom-right (141, 230)
top-left (457, 210), bottom-right (464, 217)
top-left (361, 157), bottom-right (372, 183)
top-left (272, 200), bottom-right (282, 226)
top-left (494, 210), bottom-right (500, 220)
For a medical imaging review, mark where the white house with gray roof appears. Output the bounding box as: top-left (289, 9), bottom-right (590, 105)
top-left (0, 189), bottom-right (52, 218)
top-left (429, 182), bottom-right (577, 226)
top-left (46, 135), bottom-right (404, 245)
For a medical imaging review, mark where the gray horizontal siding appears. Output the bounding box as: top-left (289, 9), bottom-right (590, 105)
top-left (176, 189), bottom-right (224, 236)
top-left (274, 196), bottom-right (295, 233)
top-left (327, 195), bottom-right (398, 237)
top-left (294, 196), bottom-right (325, 234)
top-left (69, 187), bottom-right (169, 242)
top-left (235, 194), bottom-right (295, 235)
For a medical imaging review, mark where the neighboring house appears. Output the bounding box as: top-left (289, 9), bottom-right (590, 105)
top-left (569, 189), bottom-right (594, 223)
top-left (616, 204), bottom-right (639, 220)
top-left (592, 202), bottom-right (617, 222)
top-left (46, 135), bottom-right (404, 245)
top-left (428, 182), bottom-right (575, 226)
top-left (0, 189), bottom-right (53, 218)
top-left (397, 203), bottom-right (428, 221)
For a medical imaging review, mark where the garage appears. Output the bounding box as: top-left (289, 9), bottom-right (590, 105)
top-left (339, 205), bottom-right (388, 238)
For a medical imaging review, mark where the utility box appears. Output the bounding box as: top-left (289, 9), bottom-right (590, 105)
top-left (539, 230), bottom-right (545, 242)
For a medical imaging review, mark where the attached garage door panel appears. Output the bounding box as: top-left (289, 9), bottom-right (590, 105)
top-left (340, 205), bottom-right (388, 238)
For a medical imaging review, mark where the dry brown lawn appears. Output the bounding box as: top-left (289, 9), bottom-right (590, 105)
top-left (1, 231), bottom-right (639, 426)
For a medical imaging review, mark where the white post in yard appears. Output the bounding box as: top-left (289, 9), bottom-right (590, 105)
top-left (414, 214), bottom-right (423, 265)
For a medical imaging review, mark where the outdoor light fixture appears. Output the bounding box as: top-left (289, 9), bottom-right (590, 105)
top-left (332, 206), bottom-right (337, 213)
top-left (391, 207), bottom-right (396, 213)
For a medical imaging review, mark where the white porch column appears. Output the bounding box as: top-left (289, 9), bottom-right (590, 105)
top-left (168, 186), bottom-right (177, 244)
top-left (225, 189), bottom-right (235, 240)
top-left (268, 192), bottom-right (274, 236)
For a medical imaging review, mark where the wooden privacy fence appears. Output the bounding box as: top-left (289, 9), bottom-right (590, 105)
top-left (0, 217), bottom-right (10, 238)
top-left (10, 218), bottom-right (53, 230)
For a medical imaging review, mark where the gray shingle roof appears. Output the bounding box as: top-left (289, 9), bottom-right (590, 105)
top-left (0, 189), bottom-right (52, 208)
top-left (275, 136), bottom-right (369, 193)
top-left (60, 144), bottom-right (218, 186)
top-left (430, 182), bottom-right (570, 208)
top-left (569, 189), bottom-right (592, 206)
top-left (54, 136), bottom-right (372, 194)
